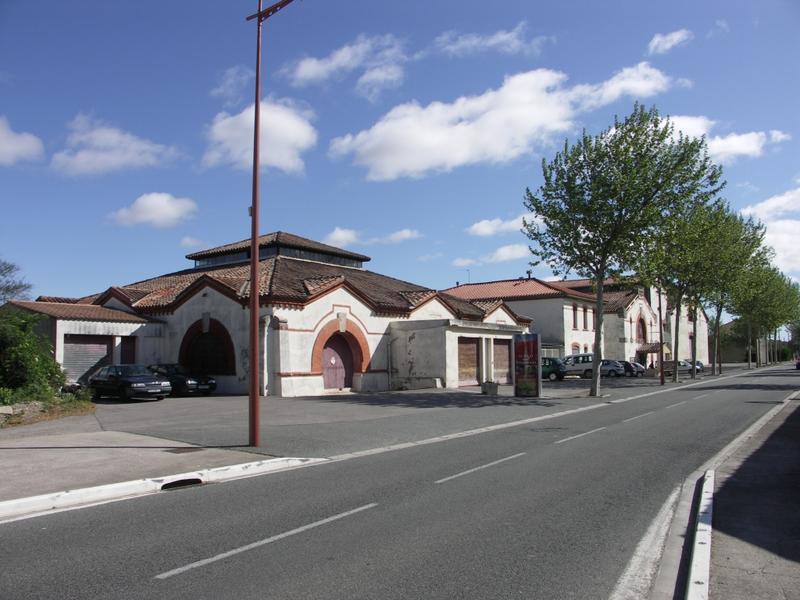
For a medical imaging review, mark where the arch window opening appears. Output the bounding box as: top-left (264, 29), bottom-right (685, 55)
top-left (179, 319), bottom-right (236, 376)
top-left (323, 333), bottom-right (354, 390)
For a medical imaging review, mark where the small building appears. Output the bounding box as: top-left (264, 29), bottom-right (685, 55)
top-left (442, 276), bottom-right (708, 365)
top-left (7, 232), bottom-right (529, 396)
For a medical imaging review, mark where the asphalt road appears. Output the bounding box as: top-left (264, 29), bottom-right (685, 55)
top-left (2, 368), bottom-right (797, 600)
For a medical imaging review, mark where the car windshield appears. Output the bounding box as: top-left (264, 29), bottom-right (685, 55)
top-left (161, 365), bottom-right (187, 375)
top-left (118, 365), bottom-right (153, 377)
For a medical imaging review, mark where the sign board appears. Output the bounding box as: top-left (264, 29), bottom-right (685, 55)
top-left (514, 333), bottom-right (541, 397)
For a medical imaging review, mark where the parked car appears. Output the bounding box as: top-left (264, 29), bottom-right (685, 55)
top-left (562, 353), bottom-right (594, 377)
top-left (620, 360), bottom-right (646, 377)
top-left (148, 364), bottom-right (216, 396)
top-left (688, 360), bottom-right (704, 373)
top-left (541, 357), bottom-right (567, 381)
top-left (600, 359), bottom-right (625, 377)
top-left (664, 360), bottom-right (697, 376)
top-left (89, 364), bottom-right (171, 401)
top-left (796, 358), bottom-right (800, 370)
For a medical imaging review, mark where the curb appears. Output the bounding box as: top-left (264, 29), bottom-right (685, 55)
top-left (686, 470), bottom-right (714, 600)
top-left (651, 388), bottom-right (799, 600)
top-left (0, 456), bottom-right (327, 523)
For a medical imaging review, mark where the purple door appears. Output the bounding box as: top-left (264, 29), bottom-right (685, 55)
top-left (322, 334), bottom-right (354, 390)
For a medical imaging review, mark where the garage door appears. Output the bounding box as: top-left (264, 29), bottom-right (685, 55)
top-left (493, 339), bottom-right (512, 384)
top-left (63, 335), bottom-right (112, 383)
top-left (458, 337), bottom-right (480, 386)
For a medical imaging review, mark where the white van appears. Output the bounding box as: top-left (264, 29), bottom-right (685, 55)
top-left (562, 353), bottom-right (594, 378)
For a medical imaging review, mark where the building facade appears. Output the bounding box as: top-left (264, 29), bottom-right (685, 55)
top-left (7, 232), bottom-right (529, 397)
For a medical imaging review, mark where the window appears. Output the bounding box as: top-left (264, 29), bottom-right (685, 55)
top-left (637, 318), bottom-right (647, 343)
top-left (583, 306), bottom-right (588, 330)
top-left (571, 343), bottom-right (580, 354)
top-left (592, 310), bottom-right (596, 331)
top-left (583, 344), bottom-right (589, 353)
top-left (572, 304), bottom-right (578, 329)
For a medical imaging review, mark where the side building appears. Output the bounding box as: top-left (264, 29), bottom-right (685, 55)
top-left (6, 232), bottom-right (529, 396)
top-left (442, 276), bottom-right (708, 366)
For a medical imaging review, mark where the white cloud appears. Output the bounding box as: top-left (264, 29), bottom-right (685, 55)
top-left (466, 214), bottom-right (525, 236)
top-left (210, 66), bottom-right (254, 108)
top-left (418, 252), bottom-right (443, 262)
top-left (202, 99), bottom-right (317, 174)
top-left (283, 34), bottom-right (406, 100)
top-left (741, 187), bottom-right (800, 277)
top-left (434, 22), bottom-right (553, 57)
top-left (322, 226), bottom-right (420, 247)
top-left (331, 62), bottom-right (675, 181)
top-left (323, 227), bottom-right (359, 248)
top-left (180, 236), bottom-right (204, 249)
top-left (52, 114), bottom-right (178, 175)
top-left (452, 243), bottom-right (529, 267)
top-left (669, 115), bottom-right (790, 164)
top-left (0, 115), bottom-right (43, 166)
top-left (707, 20), bottom-right (730, 38)
top-left (453, 257), bottom-right (478, 268)
top-left (647, 29), bottom-right (694, 55)
top-left (112, 193), bottom-right (197, 228)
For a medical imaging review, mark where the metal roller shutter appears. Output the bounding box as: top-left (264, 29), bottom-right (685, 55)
top-left (493, 339), bottom-right (512, 384)
top-left (458, 337), bottom-right (480, 386)
top-left (63, 335), bottom-right (112, 383)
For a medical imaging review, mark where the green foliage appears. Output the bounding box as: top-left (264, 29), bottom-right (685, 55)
top-left (523, 103), bottom-right (723, 394)
top-left (0, 309), bottom-right (65, 401)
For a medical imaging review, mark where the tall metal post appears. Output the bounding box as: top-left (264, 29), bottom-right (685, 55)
top-left (246, 0), bottom-right (298, 447)
top-left (658, 287), bottom-right (665, 385)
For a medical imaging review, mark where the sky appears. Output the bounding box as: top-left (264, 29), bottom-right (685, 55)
top-left (1, 0), bottom-right (798, 300)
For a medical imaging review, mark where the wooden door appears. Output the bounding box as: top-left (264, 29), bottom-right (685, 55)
top-left (322, 334), bottom-right (354, 390)
top-left (458, 337), bottom-right (480, 386)
top-left (493, 339), bottom-right (512, 384)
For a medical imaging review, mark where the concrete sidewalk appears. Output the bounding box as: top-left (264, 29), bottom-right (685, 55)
top-left (710, 395), bottom-right (800, 599)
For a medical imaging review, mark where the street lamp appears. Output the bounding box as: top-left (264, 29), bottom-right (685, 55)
top-left (245, 0), bottom-right (298, 447)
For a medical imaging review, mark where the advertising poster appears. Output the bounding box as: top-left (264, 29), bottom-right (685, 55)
top-left (514, 333), bottom-right (541, 397)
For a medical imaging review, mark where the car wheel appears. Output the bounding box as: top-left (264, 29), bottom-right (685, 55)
top-left (548, 372), bottom-right (558, 381)
top-left (583, 369), bottom-right (592, 379)
top-left (91, 388), bottom-right (100, 401)
top-left (610, 370), bottom-right (618, 377)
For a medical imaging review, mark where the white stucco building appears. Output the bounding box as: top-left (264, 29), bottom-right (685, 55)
top-left (8, 232), bottom-right (530, 396)
top-left (442, 277), bottom-right (708, 366)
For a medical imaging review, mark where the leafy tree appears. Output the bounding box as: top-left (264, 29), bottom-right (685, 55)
top-left (702, 212), bottom-right (765, 374)
top-left (0, 258), bottom-right (31, 304)
top-left (523, 104), bottom-right (722, 395)
top-left (0, 309), bottom-right (65, 404)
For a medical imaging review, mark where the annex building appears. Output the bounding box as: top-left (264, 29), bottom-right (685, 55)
top-left (7, 233), bottom-right (529, 396)
top-left (443, 275), bottom-right (709, 366)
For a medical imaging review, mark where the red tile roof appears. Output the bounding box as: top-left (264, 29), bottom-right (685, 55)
top-left (442, 278), bottom-right (595, 302)
top-left (8, 301), bottom-right (152, 323)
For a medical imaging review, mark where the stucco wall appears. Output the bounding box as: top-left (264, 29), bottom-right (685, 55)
top-left (389, 320), bottom-right (447, 390)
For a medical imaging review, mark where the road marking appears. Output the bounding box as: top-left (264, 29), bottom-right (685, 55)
top-left (622, 411), bottom-right (655, 423)
top-left (155, 503), bottom-right (378, 580)
top-left (434, 452), bottom-right (526, 484)
top-left (664, 401), bottom-right (686, 410)
top-left (554, 427), bottom-right (607, 445)
top-left (692, 393), bottom-right (709, 400)
top-left (609, 487), bottom-right (680, 600)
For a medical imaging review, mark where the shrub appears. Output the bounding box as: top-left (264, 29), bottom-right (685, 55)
top-left (0, 309), bottom-right (65, 399)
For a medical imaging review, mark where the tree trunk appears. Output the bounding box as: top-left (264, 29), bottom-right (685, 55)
top-left (712, 303), bottom-right (723, 375)
top-left (747, 322), bottom-right (752, 369)
top-left (691, 305), bottom-right (698, 379)
top-left (590, 275), bottom-right (605, 397)
top-left (672, 294), bottom-right (683, 382)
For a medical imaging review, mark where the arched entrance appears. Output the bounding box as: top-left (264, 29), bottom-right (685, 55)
top-left (322, 333), bottom-right (354, 390)
top-left (179, 318), bottom-right (236, 375)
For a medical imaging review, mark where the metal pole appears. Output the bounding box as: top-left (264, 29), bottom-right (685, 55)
top-left (658, 287), bottom-right (665, 385)
top-left (248, 0), bottom-right (264, 447)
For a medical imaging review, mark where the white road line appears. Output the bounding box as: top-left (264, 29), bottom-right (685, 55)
top-left (622, 411), bottom-right (655, 423)
top-left (554, 427), bottom-right (607, 445)
top-left (609, 486), bottom-right (680, 600)
top-left (155, 503), bottom-right (378, 580)
top-left (692, 393), bottom-right (709, 400)
top-left (664, 401), bottom-right (687, 410)
top-left (434, 452), bottom-right (526, 484)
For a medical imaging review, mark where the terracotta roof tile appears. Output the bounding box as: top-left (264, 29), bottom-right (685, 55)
top-left (442, 278), bottom-right (594, 301)
top-left (8, 301), bottom-right (152, 323)
top-left (35, 295), bottom-right (80, 304)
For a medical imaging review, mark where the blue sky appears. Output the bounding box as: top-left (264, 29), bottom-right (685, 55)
top-left (1, 0), bottom-right (798, 299)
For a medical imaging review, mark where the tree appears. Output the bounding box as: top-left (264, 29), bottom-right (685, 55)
top-left (523, 104), bottom-right (723, 395)
top-left (0, 259), bottom-right (31, 304)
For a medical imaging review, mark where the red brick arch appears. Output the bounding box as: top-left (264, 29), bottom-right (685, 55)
top-left (311, 319), bottom-right (370, 374)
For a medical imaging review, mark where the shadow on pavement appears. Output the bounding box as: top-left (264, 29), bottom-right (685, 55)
top-left (291, 392), bottom-right (563, 409)
top-left (712, 401), bottom-right (800, 564)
